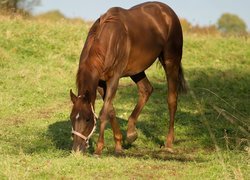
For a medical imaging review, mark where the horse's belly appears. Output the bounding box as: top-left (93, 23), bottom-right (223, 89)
top-left (122, 29), bottom-right (164, 76)
top-left (123, 48), bottom-right (160, 76)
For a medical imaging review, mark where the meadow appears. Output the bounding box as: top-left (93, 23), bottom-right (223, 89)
top-left (0, 15), bottom-right (249, 179)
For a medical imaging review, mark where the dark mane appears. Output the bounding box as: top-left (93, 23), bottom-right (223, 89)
top-left (79, 18), bottom-right (100, 64)
top-left (76, 18), bottom-right (104, 92)
top-left (99, 7), bottom-right (124, 25)
top-left (76, 9), bottom-right (128, 91)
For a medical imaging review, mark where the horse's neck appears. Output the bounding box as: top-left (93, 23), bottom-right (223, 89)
top-left (77, 63), bottom-right (99, 103)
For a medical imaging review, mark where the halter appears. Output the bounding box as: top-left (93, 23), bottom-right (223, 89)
top-left (71, 96), bottom-right (98, 147)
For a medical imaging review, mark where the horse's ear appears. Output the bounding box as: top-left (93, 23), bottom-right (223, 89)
top-left (70, 89), bottom-right (77, 104)
top-left (84, 90), bottom-right (91, 104)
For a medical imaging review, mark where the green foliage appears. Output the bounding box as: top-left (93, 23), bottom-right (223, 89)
top-left (0, 16), bottom-right (249, 179)
top-left (217, 13), bottom-right (247, 35)
top-left (0, 0), bottom-right (19, 10)
top-left (0, 0), bottom-right (39, 12)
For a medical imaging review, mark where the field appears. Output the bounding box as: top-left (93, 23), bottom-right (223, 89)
top-left (0, 15), bottom-right (249, 179)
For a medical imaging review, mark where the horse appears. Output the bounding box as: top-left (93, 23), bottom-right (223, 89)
top-left (70, 1), bottom-right (187, 155)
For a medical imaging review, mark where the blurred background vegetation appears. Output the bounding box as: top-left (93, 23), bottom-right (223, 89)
top-left (0, 0), bottom-right (40, 13)
top-left (0, 0), bottom-right (248, 36)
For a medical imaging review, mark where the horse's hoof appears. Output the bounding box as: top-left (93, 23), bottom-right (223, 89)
top-left (164, 147), bottom-right (174, 153)
top-left (114, 149), bottom-right (124, 157)
top-left (94, 149), bottom-right (102, 157)
top-left (126, 131), bottom-right (138, 144)
top-left (93, 153), bottom-right (101, 158)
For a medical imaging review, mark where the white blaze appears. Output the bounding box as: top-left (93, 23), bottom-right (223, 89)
top-left (76, 113), bottom-right (80, 119)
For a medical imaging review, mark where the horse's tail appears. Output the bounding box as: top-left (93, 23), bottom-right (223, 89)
top-left (178, 64), bottom-right (188, 94)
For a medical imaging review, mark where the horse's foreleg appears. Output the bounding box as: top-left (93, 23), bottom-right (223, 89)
top-left (95, 78), bottom-right (120, 155)
top-left (97, 86), bottom-right (122, 154)
top-left (127, 72), bottom-right (153, 143)
top-left (109, 107), bottom-right (122, 153)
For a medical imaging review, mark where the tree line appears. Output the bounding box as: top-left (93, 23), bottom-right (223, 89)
top-left (181, 14), bottom-right (247, 35)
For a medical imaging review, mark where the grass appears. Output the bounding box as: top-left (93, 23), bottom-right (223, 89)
top-left (0, 15), bottom-right (249, 179)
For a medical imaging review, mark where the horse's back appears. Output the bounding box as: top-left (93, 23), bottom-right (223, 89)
top-left (128, 2), bottom-right (181, 40)
top-left (103, 2), bottom-right (181, 42)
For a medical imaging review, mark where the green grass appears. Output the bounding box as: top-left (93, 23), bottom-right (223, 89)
top-left (0, 15), bottom-right (249, 179)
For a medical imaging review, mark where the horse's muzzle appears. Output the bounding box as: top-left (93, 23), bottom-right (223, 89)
top-left (72, 142), bottom-right (87, 153)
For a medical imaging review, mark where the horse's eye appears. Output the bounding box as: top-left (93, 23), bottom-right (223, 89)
top-left (86, 118), bottom-right (90, 122)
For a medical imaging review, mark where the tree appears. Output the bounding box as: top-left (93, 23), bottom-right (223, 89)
top-left (217, 13), bottom-right (247, 34)
top-left (0, 0), bottom-right (40, 12)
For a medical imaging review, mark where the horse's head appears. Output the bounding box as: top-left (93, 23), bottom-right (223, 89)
top-left (69, 89), bottom-right (97, 153)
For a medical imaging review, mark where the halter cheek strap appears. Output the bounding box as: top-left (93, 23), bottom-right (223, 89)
top-left (71, 103), bottom-right (98, 148)
top-left (71, 129), bottom-right (88, 141)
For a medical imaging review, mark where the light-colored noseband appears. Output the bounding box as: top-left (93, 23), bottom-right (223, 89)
top-left (71, 96), bottom-right (98, 147)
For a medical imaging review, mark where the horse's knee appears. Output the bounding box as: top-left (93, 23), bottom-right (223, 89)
top-left (108, 108), bottom-right (116, 120)
top-left (99, 111), bottom-right (109, 124)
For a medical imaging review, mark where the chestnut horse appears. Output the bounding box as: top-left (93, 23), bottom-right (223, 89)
top-left (70, 2), bottom-right (187, 155)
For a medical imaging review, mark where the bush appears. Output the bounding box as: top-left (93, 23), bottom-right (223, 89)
top-left (217, 13), bottom-right (247, 35)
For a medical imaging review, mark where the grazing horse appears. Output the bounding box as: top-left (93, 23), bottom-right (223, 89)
top-left (70, 1), bottom-right (187, 155)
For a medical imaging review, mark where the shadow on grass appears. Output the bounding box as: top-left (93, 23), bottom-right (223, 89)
top-left (47, 119), bottom-right (72, 151)
top-left (105, 149), bottom-right (206, 162)
top-left (46, 115), bottom-right (206, 162)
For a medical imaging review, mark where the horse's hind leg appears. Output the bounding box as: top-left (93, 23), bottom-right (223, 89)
top-left (127, 72), bottom-right (153, 144)
top-left (160, 50), bottom-right (182, 151)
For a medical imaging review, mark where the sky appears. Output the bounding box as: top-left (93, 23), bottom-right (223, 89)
top-left (33, 0), bottom-right (250, 30)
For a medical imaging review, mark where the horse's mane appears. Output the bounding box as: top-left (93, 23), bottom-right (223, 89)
top-left (100, 8), bottom-right (121, 25)
top-left (77, 8), bottom-right (128, 91)
top-left (76, 18), bottom-right (102, 90)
